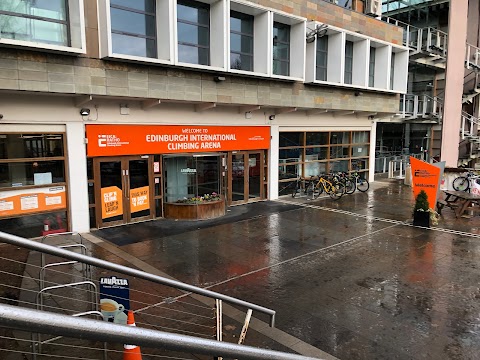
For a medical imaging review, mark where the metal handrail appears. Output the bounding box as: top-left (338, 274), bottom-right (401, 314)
top-left (0, 304), bottom-right (318, 360)
top-left (0, 230), bottom-right (277, 327)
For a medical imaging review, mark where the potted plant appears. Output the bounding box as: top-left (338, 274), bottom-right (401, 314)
top-left (413, 190), bottom-right (430, 227)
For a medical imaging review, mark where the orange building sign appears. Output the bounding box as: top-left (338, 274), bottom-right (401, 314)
top-left (410, 157), bottom-right (441, 207)
top-left (0, 186), bottom-right (66, 217)
top-left (101, 186), bottom-right (123, 219)
top-left (86, 125), bottom-right (270, 157)
top-left (130, 186), bottom-right (149, 213)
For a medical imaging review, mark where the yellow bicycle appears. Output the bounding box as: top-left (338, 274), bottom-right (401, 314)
top-left (309, 174), bottom-right (345, 200)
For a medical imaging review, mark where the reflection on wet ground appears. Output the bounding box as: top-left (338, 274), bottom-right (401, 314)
top-left (94, 179), bottom-right (480, 360)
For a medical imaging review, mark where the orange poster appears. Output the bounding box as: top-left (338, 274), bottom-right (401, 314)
top-left (410, 157), bottom-right (441, 207)
top-left (130, 186), bottom-right (149, 213)
top-left (86, 125), bottom-right (270, 157)
top-left (0, 186), bottom-right (66, 217)
top-left (101, 186), bottom-right (123, 219)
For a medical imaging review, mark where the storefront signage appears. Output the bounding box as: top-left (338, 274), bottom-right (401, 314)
top-left (0, 186), bottom-right (66, 217)
top-left (181, 168), bottom-right (197, 174)
top-left (130, 186), bottom-right (149, 213)
top-left (100, 276), bottom-right (130, 324)
top-left (410, 157), bottom-right (441, 206)
top-left (86, 125), bottom-right (270, 156)
top-left (101, 186), bottom-right (123, 219)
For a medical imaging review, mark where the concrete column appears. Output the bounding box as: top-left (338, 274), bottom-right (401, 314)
top-left (440, 0), bottom-right (468, 167)
top-left (66, 122), bottom-right (90, 232)
top-left (369, 121), bottom-right (377, 183)
top-left (269, 125), bottom-right (279, 200)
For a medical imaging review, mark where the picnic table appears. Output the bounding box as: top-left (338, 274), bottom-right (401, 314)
top-left (437, 190), bottom-right (480, 218)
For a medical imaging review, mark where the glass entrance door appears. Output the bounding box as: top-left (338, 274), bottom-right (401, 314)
top-left (95, 156), bottom-right (152, 228)
top-left (230, 151), bottom-right (263, 204)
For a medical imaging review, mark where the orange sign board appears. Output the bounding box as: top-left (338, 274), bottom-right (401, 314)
top-left (0, 186), bottom-right (67, 217)
top-left (410, 157), bottom-right (441, 207)
top-left (130, 186), bottom-right (149, 213)
top-left (101, 186), bottom-right (123, 219)
top-left (86, 125), bottom-right (270, 157)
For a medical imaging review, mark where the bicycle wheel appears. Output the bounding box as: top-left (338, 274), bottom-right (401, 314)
top-left (452, 176), bottom-right (469, 192)
top-left (356, 178), bottom-right (369, 192)
top-left (291, 180), bottom-right (301, 198)
top-left (344, 179), bottom-right (355, 194)
top-left (313, 183), bottom-right (323, 199)
top-left (328, 182), bottom-right (345, 200)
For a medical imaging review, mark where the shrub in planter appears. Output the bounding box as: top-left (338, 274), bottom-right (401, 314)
top-left (413, 190), bottom-right (430, 227)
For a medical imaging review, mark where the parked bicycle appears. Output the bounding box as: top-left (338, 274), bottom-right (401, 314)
top-left (311, 174), bottom-right (345, 200)
top-left (291, 176), bottom-right (317, 198)
top-left (452, 171), bottom-right (480, 193)
top-left (333, 171), bottom-right (369, 194)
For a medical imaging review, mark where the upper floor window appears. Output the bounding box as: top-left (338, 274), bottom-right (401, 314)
top-left (369, 47), bottom-right (376, 87)
top-left (0, 0), bottom-right (69, 46)
top-left (344, 40), bottom-right (353, 84)
top-left (177, 0), bottom-right (210, 66)
top-left (230, 11), bottom-right (253, 71)
top-left (390, 52), bottom-right (396, 90)
top-left (316, 35), bottom-right (328, 81)
top-left (333, 0), bottom-right (352, 9)
top-left (110, 0), bottom-right (157, 58)
top-left (273, 22), bottom-right (290, 76)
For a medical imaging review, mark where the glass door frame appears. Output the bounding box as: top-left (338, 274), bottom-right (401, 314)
top-left (228, 150), bottom-right (265, 205)
top-left (93, 156), bottom-right (154, 228)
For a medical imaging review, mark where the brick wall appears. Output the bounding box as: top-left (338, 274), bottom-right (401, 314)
top-left (251, 0), bottom-right (403, 44)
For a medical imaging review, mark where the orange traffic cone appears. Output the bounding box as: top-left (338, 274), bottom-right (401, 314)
top-left (123, 310), bottom-right (142, 360)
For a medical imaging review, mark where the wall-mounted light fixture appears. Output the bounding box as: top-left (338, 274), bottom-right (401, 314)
top-left (213, 76), bottom-right (226, 82)
top-left (80, 108), bottom-right (90, 116)
top-left (80, 105), bottom-right (98, 121)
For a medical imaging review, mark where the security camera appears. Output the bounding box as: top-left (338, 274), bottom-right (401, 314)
top-left (0, 114), bottom-right (3, 120)
top-left (80, 108), bottom-right (90, 116)
top-left (268, 115), bottom-right (275, 121)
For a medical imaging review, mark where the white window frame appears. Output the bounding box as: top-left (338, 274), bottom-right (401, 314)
top-left (390, 46), bottom-right (408, 93)
top-left (174, 0), bottom-right (227, 71)
top-left (228, 0), bottom-right (270, 77)
top-left (306, 21), bottom-right (408, 94)
top-left (368, 39), bottom-right (390, 90)
top-left (99, 0), bottom-right (174, 64)
top-left (270, 11), bottom-right (305, 81)
top-left (0, 0), bottom-right (86, 55)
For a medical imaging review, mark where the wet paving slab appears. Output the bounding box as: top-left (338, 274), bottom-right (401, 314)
top-left (91, 179), bottom-right (480, 360)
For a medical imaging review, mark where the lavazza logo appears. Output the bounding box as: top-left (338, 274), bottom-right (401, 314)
top-left (98, 134), bottom-right (128, 147)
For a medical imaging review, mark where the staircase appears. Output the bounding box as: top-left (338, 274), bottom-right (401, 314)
top-left (383, 16), bottom-right (480, 166)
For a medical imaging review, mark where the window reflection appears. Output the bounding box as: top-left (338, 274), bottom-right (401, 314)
top-left (164, 155), bottom-right (221, 203)
top-left (273, 22), bottom-right (290, 76)
top-left (230, 11), bottom-right (254, 71)
top-left (316, 35), bottom-right (328, 81)
top-left (110, 0), bottom-right (157, 58)
top-left (177, 0), bottom-right (210, 65)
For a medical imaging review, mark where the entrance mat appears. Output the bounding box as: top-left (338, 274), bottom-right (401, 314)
top-left (93, 201), bottom-right (302, 246)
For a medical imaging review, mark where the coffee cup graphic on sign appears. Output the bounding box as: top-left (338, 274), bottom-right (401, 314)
top-left (100, 298), bottom-right (126, 323)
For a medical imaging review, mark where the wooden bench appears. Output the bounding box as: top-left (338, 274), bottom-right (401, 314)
top-left (436, 199), bottom-right (459, 214)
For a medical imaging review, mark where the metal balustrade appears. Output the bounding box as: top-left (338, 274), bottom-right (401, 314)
top-left (0, 230), bottom-right (297, 360)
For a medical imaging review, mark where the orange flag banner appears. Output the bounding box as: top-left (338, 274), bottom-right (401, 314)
top-left (410, 157), bottom-right (441, 207)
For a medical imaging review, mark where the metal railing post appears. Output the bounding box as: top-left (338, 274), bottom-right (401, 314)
top-left (0, 231), bottom-right (277, 327)
top-left (0, 304), bottom-right (319, 360)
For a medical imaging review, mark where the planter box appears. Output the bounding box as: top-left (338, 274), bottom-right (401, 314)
top-left (164, 198), bottom-right (225, 220)
top-left (413, 210), bottom-right (430, 227)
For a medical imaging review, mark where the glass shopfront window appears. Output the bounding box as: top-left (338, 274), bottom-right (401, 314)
top-left (164, 155), bottom-right (221, 203)
top-left (278, 130), bottom-right (370, 195)
top-left (0, 133), bottom-right (67, 238)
